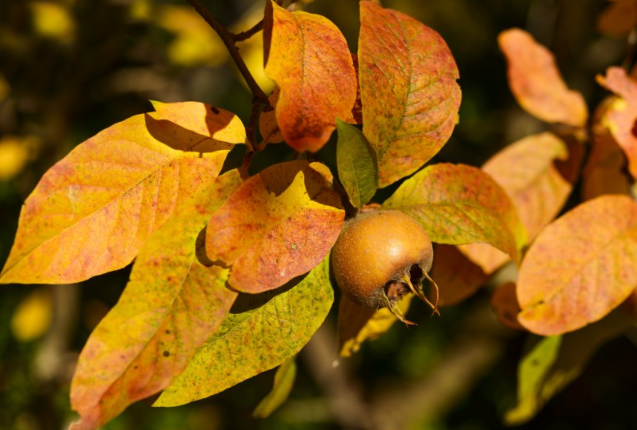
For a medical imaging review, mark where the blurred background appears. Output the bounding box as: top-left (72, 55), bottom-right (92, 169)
top-left (1, 0), bottom-right (637, 429)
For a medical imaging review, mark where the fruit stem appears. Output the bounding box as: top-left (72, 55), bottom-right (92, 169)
top-left (423, 271), bottom-right (440, 313)
top-left (382, 292), bottom-right (417, 326)
top-left (402, 274), bottom-right (440, 317)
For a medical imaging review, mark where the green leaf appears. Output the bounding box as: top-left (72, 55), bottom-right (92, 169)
top-left (336, 119), bottom-right (379, 208)
top-left (383, 163), bottom-right (527, 264)
top-left (252, 357), bottom-right (297, 418)
top-left (506, 310), bottom-right (635, 425)
top-left (154, 256), bottom-right (334, 407)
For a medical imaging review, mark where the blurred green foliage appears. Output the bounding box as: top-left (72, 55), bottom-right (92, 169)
top-left (1, 0), bottom-right (636, 429)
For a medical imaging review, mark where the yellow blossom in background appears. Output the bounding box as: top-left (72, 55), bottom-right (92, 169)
top-left (130, 0), bottom-right (151, 21)
top-left (29, 1), bottom-right (75, 43)
top-left (0, 136), bottom-right (39, 181)
top-left (157, 5), bottom-right (228, 67)
top-left (11, 288), bottom-right (53, 342)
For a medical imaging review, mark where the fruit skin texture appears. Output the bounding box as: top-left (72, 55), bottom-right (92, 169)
top-left (331, 210), bottom-right (434, 309)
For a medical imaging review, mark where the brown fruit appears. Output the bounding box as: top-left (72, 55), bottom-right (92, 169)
top-left (331, 209), bottom-right (438, 324)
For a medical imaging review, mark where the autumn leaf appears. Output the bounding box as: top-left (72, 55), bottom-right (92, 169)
top-left (481, 132), bottom-right (572, 240)
top-left (0, 102), bottom-right (241, 285)
top-left (383, 163), bottom-right (527, 264)
top-left (69, 170), bottom-right (242, 430)
top-left (596, 66), bottom-right (637, 179)
top-left (429, 244), bottom-right (489, 307)
top-left (506, 310), bottom-right (635, 425)
top-left (490, 282), bottom-right (524, 331)
top-left (498, 29), bottom-right (588, 127)
top-left (154, 255), bottom-right (334, 407)
top-left (459, 133), bottom-right (573, 273)
top-left (259, 87), bottom-right (284, 145)
top-left (505, 335), bottom-right (562, 425)
top-left (359, 1), bottom-right (461, 187)
top-left (205, 160), bottom-right (343, 294)
top-left (336, 119), bottom-right (379, 209)
top-left (517, 195), bottom-right (637, 335)
top-left (252, 357), bottom-right (297, 418)
top-left (583, 98), bottom-right (633, 200)
top-left (337, 294), bottom-right (412, 358)
top-left (263, 0), bottom-right (357, 152)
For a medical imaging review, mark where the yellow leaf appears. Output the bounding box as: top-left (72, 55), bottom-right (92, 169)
top-left (338, 294), bottom-right (412, 357)
top-left (11, 288), bottom-right (52, 342)
top-left (1, 102), bottom-right (239, 284)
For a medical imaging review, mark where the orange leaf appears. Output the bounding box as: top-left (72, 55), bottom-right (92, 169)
top-left (517, 195), bottom-right (637, 335)
top-left (583, 98), bottom-right (632, 200)
top-left (430, 244), bottom-right (489, 307)
top-left (596, 67), bottom-right (637, 179)
top-left (498, 29), bottom-right (588, 127)
top-left (460, 133), bottom-right (575, 273)
top-left (359, 2), bottom-right (461, 187)
top-left (0, 102), bottom-right (242, 284)
top-left (206, 161), bottom-right (344, 293)
top-left (70, 170), bottom-right (242, 430)
top-left (597, 0), bottom-right (637, 36)
top-left (490, 282), bottom-right (524, 331)
top-left (485, 133), bottom-right (572, 240)
top-left (263, 1), bottom-right (357, 152)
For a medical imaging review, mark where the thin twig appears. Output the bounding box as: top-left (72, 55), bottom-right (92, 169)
top-left (232, 19), bottom-right (264, 42)
top-left (184, 0), bottom-right (270, 107)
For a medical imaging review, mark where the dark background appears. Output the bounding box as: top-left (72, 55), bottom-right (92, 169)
top-left (1, 0), bottom-right (636, 429)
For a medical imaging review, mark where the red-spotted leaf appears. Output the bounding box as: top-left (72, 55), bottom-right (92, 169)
top-left (206, 160), bottom-right (344, 293)
top-left (596, 67), bottom-right (637, 179)
top-left (498, 29), bottom-right (588, 127)
top-left (70, 170), bottom-right (242, 430)
top-left (0, 102), bottom-right (243, 284)
top-left (337, 294), bottom-right (412, 357)
top-left (359, 1), bottom-right (461, 188)
top-left (383, 163), bottom-right (527, 264)
top-left (263, 0), bottom-right (357, 152)
top-left (154, 255), bottom-right (333, 407)
top-left (517, 195), bottom-right (637, 335)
